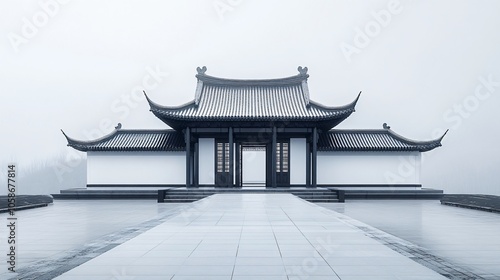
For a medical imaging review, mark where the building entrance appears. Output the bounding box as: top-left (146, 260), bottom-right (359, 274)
top-left (240, 145), bottom-right (266, 187)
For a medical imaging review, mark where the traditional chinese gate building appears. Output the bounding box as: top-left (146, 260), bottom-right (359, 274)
top-left (63, 67), bottom-right (446, 190)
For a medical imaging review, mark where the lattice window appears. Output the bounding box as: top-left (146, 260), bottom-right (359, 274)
top-left (276, 143), bottom-right (281, 173)
top-left (224, 143), bottom-right (229, 172)
top-left (282, 142), bottom-right (289, 172)
top-left (217, 141), bottom-right (230, 173)
top-left (217, 142), bottom-right (224, 173)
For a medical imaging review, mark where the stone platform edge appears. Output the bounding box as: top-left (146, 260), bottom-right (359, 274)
top-left (441, 194), bottom-right (500, 213)
top-left (53, 187), bottom-right (444, 200)
top-left (0, 195), bottom-right (53, 213)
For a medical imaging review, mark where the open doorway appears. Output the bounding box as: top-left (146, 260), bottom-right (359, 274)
top-left (241, 145), bottom-right (266, 187)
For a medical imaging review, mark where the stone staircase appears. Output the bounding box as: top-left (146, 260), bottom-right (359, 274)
top-left (158, 188), bottom-right (343, 203)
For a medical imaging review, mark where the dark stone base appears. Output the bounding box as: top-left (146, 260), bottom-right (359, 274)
top-left (52, 188), bottom-right (160, 200)
top-left (441, 194), bottom-right (500, 213)
top-left (0, 195), bottom-right (53, 213)
top-left (54, 186), bottom-right (444, 201)
top-left (326, 188), bottom-right (444, 200)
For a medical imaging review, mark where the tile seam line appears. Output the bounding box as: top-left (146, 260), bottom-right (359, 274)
top-left (231, 211), bottom-right (244, 280)
top-left (279, 199), bottom-right (342, 279)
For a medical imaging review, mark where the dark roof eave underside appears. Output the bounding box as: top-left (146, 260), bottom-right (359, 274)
top-left (318, 146), bottom-right (440, 152)
top-left (69, 146), bottom-right (186, 152)
top-left (153, 115), bottom-right (353, 130)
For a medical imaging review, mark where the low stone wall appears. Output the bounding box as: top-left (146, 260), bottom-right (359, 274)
top-left (441, 194), bottom-right (500, 213)
top-left (0, 195), bottom-right (53, 213)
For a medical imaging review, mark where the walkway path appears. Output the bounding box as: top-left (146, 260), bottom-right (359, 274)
top-left (51, 194), bottom-right (448, 280)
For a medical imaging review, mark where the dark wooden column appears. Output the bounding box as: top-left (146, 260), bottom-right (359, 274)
top-left (312, 127), bottom-right (318, 188)
top-left (235, 141), bottom-right (240, 188)
top-left (194, 141), bottom-right (199, 187)
top-left (272, 126), bottom-right (277, 188)
top-left (185, 127), bottom-right (191, 188)
top-left (306, 139), bottom-right (311, 187)
top-left (228, 127), bottom-right (234, 188)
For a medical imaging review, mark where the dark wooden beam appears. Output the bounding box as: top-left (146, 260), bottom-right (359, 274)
top-left (235, 142), bottom-right (240, 187)
top-left (185, 127), bottom-right (191, 188)
top-left (229, 127), bottom-right (234, 188)
top-left (272, 126), bottom-right (277, 188)
top-left (312, 127), bottom-right (318, 188)
top-left (306, 140), bottom-right (311, 187)
top-left (194, 141), bottom-right (199, 187)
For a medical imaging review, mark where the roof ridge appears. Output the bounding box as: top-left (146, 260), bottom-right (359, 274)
top-left (144, 91), bottom-right (196, 111)
top-left (308, 91), bottom-right (361, 111)
top-left (61, 123), bottom-right (122, 147)
top-left (195, 66), bottom-right (309, 87)
top-left (383, 123), bottom-right (447, 146)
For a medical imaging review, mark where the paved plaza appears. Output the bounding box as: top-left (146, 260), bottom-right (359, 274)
top-left (1, 194), bottom-right (499, 279)
top-left (319, 200), bottom-right (500, 277)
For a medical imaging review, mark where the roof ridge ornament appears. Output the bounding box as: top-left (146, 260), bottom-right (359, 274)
top-left (115, 123), bottom-right (122, 130)
top-left (298, 66), bottom-right (308, 76)
top-left (196, 66), bottom-right (207, 75)
top-left (383, 123), bottom-right (391, 130)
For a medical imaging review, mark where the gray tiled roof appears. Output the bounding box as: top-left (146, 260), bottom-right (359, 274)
top-left (318, 128), bottom-right (445, 152)
top-left (63, 127), bottom-right (444, 153)
top-left (62, 129), bottom-right (185, 152)
top-left (145, 67), bottom-right (360, 128)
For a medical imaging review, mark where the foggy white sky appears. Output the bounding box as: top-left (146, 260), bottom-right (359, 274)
top-left (1, 0), bottom-right (500, 194)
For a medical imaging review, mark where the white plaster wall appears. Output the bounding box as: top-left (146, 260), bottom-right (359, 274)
top-left (414, 152), bottom-right (421, 183)
top-left (87, 151), bottom-right (185, 185)
top-left (290, 138), bottom-right (306, 185)
top-left (199, 138), bottom-right (215, 185)
top-left (317, 151), bottom-right (421, 185)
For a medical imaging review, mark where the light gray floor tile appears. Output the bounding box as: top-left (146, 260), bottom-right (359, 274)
top-left (233, 265), bottom-right (287, 276)
top-left (235, 257), bottom-right (284, 266)
top-left (175, 265), bottom-right (234, 276)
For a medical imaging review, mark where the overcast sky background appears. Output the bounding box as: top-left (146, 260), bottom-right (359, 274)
top-left (1, 0), bottom-right (500, 195)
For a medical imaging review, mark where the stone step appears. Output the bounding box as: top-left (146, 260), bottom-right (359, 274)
top-left (292, 192), bottom-right (338, 196)
top-left (302, 199), bottom-right (340, 203)
top-left (162, 198), bottom-right (204, 203)
top-left (166, 191), bottom-right (335, 195)
top-left (159, 188), bottom-right (342, 203)
top-left (165, 194), bottom-right (210, 198)
top-left (166, 189), bottom-right (331, 192)
top-left (295, 196), bottom-right (338, 200)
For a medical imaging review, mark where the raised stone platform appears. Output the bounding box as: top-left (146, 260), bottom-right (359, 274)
top-left (52, 187), bottom-right (161, 199)
top-left (54, 186), bottom-right (443, 201)
top-left (441, 194), bottom-right (500, 213)
top-left (330, 187), bottom-right (444, 199)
